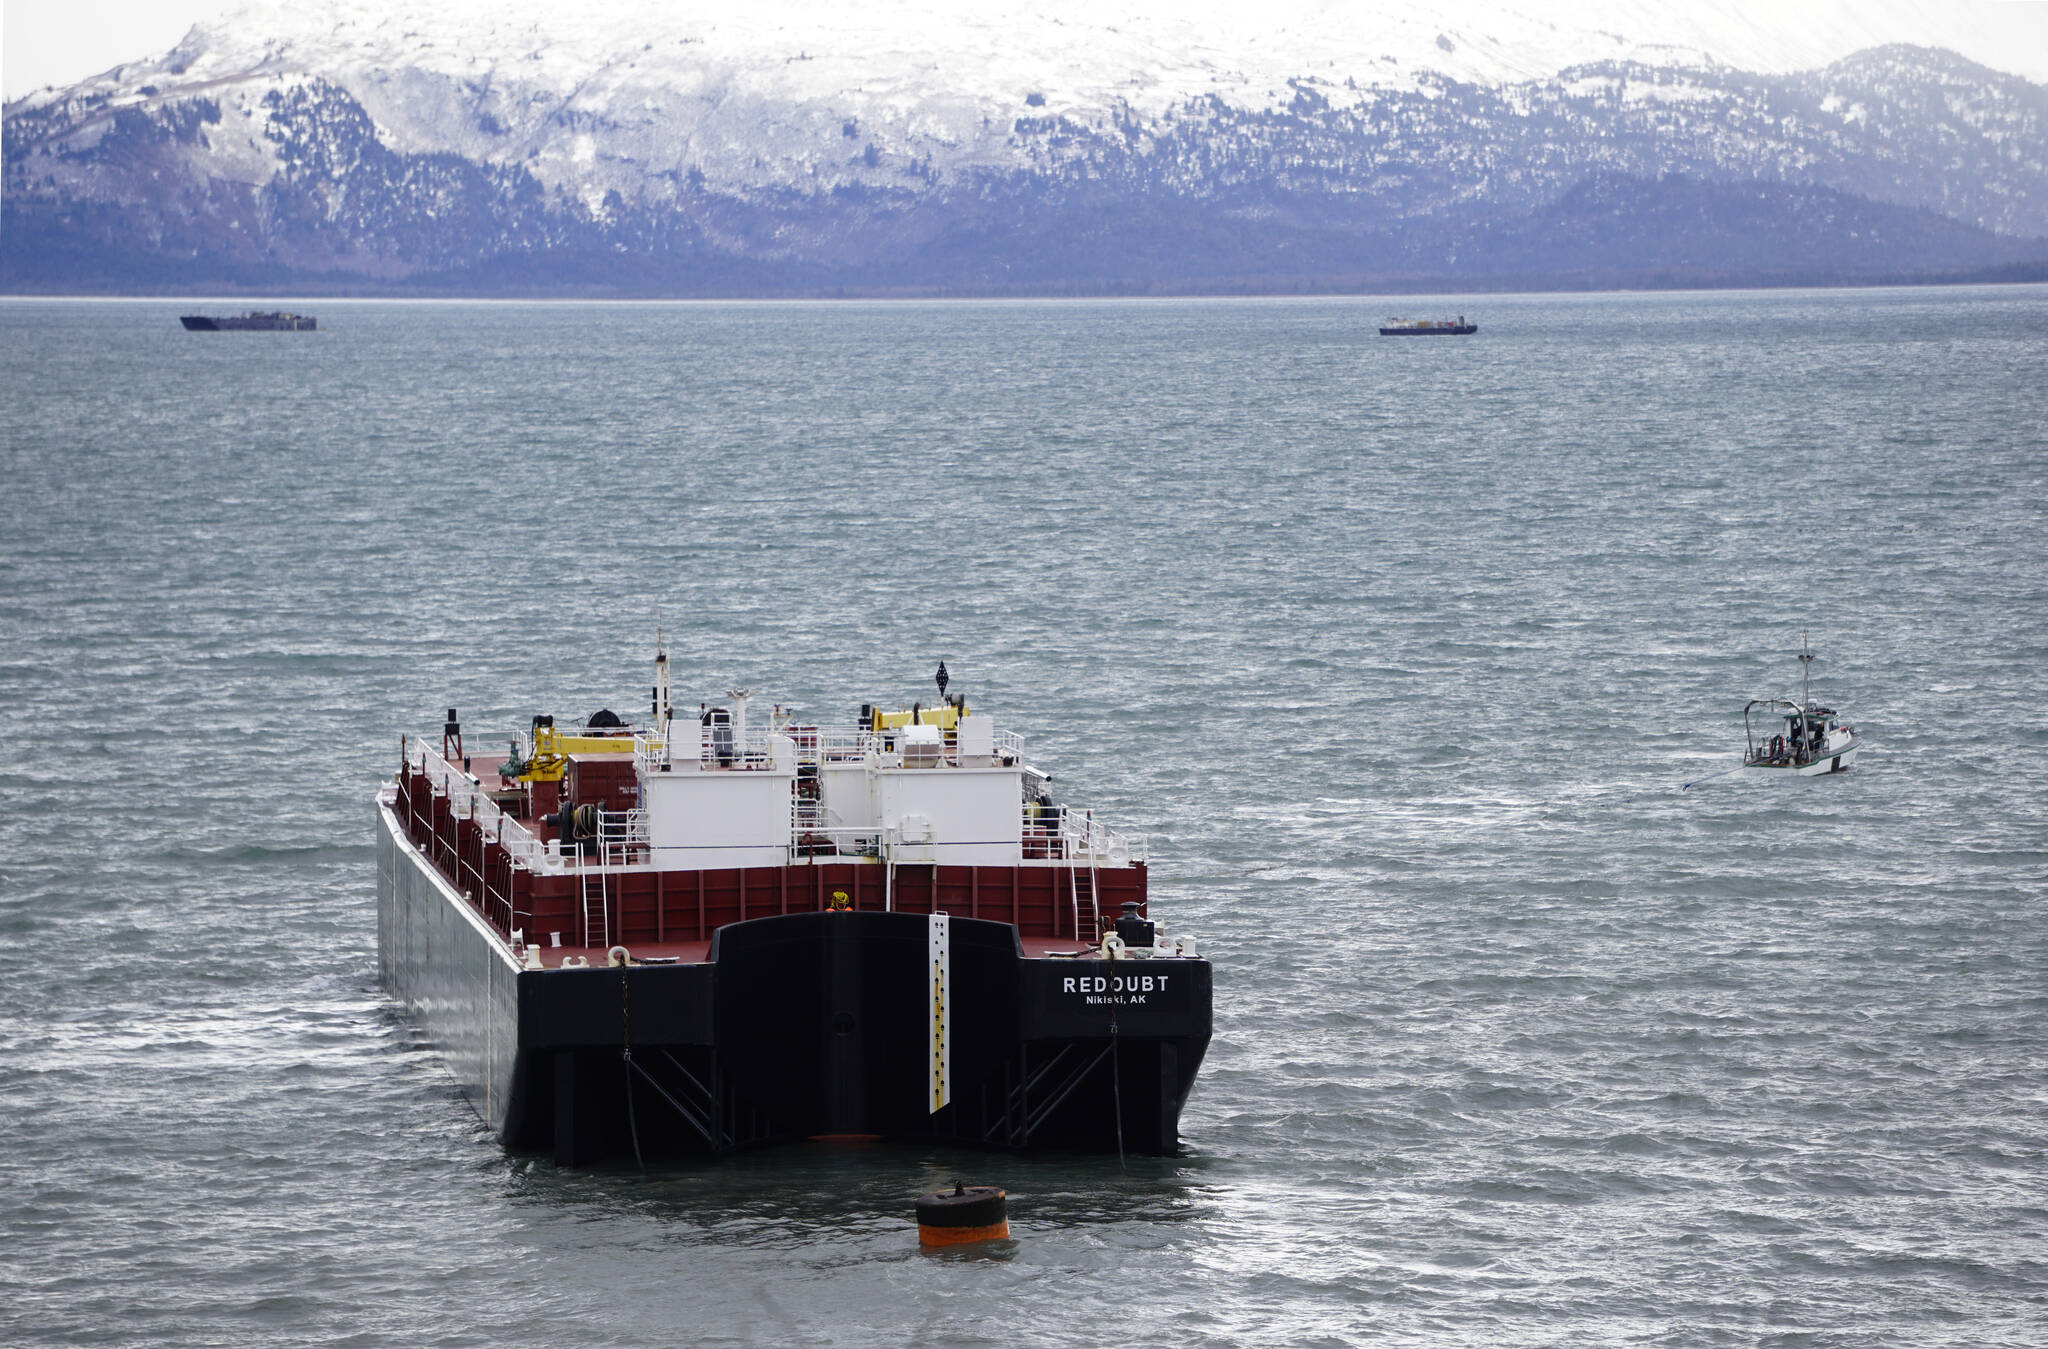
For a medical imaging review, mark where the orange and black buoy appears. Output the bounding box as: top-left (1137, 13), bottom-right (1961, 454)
top-left (915, 1181), bottom-right (1008, 1247)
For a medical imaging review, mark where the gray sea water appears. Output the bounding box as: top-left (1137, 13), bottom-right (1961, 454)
top-left (3, 287), bottom-right (2047, 1347)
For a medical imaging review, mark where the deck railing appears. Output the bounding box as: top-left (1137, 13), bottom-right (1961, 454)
top-left (786, 804), bottom-right (1142, 865)
top-left (1034, 808), bottom-right (1145, 865)
top-left (405, 729), bottom-right (1138, 886)
top-left (596, 807), bottom-right (650, 868)
top-left (634, 723), bottom-right (1026, 773)
top-left (404, 739), bottom-right (564, 876)
top-left (632, 727), bottom-right (783, 772)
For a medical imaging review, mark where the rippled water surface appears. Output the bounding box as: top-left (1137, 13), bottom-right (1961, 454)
top-left (4, 288), bottom-right (2047, 1347)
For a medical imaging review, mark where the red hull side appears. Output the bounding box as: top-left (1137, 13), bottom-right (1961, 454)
top-left (394, 764), bottom-right (1146, 953)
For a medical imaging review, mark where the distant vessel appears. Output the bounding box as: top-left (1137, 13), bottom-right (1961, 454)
top-left (1380, 316), bottom-right (1476, 336)
top-left (1743, 637), bottom-right (1863, 775)
top-left (179, 311), bottom-right (317, 331)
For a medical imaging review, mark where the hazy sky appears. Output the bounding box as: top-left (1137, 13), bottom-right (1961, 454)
top-left (4, 0), bottom-right (232, 99)
top-left (8, 0), bottom-right (2048, 101)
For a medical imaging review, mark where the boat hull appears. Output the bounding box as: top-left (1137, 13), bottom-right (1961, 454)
top-left (1748, 740), bottom-right (1862, 776)
top-left (179, 313), bottom-right (317, 331)
top-left (377, 797), bottom-right (1210, 1163)
top-left (1379, 325), bottom-right (1477, 335)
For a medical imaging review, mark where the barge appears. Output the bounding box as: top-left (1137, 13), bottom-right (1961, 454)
top-left (180, 311), bottom-right (317, 331)
top-left (376, 655), bottom-right (1211, 1165)
top-left (1379, 316), bottom-right (1476, 335)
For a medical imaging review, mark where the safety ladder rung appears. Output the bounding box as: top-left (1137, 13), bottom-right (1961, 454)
top-left (1071, 867), bottom-right (1099, 943)
top-left (581, 868), bottom-right (609, 949)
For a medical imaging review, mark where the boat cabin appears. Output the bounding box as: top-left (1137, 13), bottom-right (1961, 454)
top-left (1745, 701), bottom-right (1847, 768)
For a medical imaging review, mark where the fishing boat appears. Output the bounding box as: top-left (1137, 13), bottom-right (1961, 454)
top-left (376, 651), bottom-right (1211, 1165)
top-left (1743, 639), bottom-right (1863, 775)
top-left (1379, 315), bottom-right (1476, 335)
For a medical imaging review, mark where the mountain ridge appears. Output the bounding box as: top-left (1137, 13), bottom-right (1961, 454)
top-left (6, 3), bottom-right (2047, 295)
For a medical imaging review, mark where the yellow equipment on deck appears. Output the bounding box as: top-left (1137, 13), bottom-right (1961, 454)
top-left (511, 724), bottom-right (635, 783)
top-left (869, 700), bottom-right (970, 733)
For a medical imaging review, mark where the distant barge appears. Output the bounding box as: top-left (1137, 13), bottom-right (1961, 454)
top-left (180, 311), bottom-right (317, 331)
top-left (1380, 316), bottom-right (1476, 336)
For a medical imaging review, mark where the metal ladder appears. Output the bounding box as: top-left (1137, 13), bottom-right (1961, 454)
top-left (580, 865), bottom-right (609, 950)
top-left (1069, 864), bottom-right (1102, 944)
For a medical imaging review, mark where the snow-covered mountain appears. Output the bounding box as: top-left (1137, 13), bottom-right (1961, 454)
top-left (6, 0), bottom-right (2046, 293)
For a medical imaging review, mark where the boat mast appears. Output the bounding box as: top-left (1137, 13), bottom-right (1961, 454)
top-left (653, 628), bottom-right (673, 741)
top-left (1799, 631), bottom-right (1814, 712)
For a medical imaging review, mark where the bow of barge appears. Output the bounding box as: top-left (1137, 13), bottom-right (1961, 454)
top-left (376, 657), bottom-right (1211, 1165)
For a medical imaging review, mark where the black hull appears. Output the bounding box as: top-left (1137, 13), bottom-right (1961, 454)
top-left (1379, 325), bottom-right (1477, 336)
top-left (377, 799), bottom-right (1210, 1164)
top-left (180, 314), bottom-right (317, 331)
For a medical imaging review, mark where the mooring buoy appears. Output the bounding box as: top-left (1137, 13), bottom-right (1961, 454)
top-left (915, 1181), bottom-right (1008, 1247)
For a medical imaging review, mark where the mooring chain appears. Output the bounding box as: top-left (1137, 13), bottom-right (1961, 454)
top-left (1110, 1011), bottom-right (1126, 1176)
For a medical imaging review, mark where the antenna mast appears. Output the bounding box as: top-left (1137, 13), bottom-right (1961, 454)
top-left (1798, 631), bottom-right (1814, 710)
top-left (653, 629), bottom-right (673, 741)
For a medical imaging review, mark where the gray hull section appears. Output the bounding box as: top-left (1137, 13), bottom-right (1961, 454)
top-left (376, 797), bottom-right (522, 1134)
